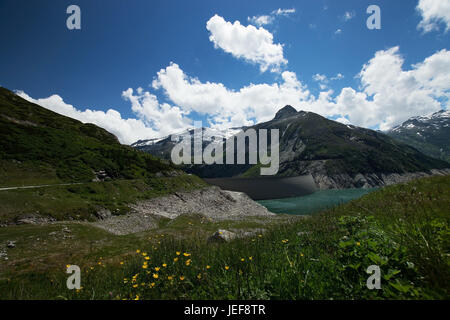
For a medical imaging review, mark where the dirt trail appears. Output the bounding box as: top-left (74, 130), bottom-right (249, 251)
top-left (0, 183), bottom-right (83, 191)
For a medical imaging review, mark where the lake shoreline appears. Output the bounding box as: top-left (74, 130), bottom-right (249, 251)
top-left (257, 188), bottom-right (378, 215)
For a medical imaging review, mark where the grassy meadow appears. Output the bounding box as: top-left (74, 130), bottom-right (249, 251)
top-left (0, 175), bottom-right (449, 300)
top-left (0, 175), bottom-right (206, 224)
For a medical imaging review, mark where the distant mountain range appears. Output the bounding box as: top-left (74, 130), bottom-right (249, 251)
top-left (133, 105), bottom-right (450, 189)
top-left (386, 110), bottom-right (450, 162)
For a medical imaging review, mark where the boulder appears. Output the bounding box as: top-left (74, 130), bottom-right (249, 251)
top-left (6, 240), bottom-right (16, 248)
top-left (95, 208), bottom-right (112, 220)
top-left (207, 229), bottom-right (237, 243)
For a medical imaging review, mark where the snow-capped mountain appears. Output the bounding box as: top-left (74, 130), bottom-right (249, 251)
top-left (131, 127), bottom-right (243, 160)
top-left (387, 110), bottom-right (450, 162)
top-left (131, 106), bottom-right (449, 188)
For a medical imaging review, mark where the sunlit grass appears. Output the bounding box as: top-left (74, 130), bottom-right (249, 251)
top-left (0, 175), bottom-right (449, 300)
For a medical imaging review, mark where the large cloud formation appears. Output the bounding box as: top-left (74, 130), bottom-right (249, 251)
top-left (16, 14), bottom-right (450, 144)
top-left (151, 46), bottom-right (450, 131)
top-left (206, 15), bottom-right (287, 73)
top-left (335, 47), bottom-right (450, 130)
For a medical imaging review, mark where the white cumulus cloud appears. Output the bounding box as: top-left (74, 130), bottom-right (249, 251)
top-left (334, 47), bottom-right (450, 130)
top-left (152, 47), bottom-right (450, 132)
top-left (152, 62), bottom-right (312, 129)
top-left (206, 15), bottom-right (287, 73)
top-left (417, 0), bottom-right (450, 33)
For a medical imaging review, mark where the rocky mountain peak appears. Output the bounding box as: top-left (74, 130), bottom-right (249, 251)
top-left (273, 105), bottom-right (297, 120)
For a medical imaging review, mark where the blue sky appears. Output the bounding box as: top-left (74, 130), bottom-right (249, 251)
top-left (0, 0), bottom-right (449, 143)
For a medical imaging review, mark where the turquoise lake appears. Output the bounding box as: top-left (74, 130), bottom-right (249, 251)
top-left (257, 188), bottom-right (377, 215)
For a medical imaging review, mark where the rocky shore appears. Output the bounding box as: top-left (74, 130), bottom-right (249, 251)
top-left (93, 186), bottom-right (274, 235)
top-left (312, 168), bottom-right (450, 190)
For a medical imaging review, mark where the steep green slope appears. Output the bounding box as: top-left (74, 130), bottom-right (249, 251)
top-left (0, 87), bottom-right (172, 187)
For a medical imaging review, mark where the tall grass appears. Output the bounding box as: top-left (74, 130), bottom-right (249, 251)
top-left (0, 175), bottom-right (449, 300)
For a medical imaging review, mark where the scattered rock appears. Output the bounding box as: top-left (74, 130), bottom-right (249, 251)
top-left (15, 214), bottom-right (56, 225)
top-left (230, 228), bottom-right (267, 239)
top-left (62, 227), bottom-right (72, 233)
top-left (208, 229), bottom-right (237, 243)
top-left (95, 208), bottom-right (112, 220)
top-left (6, 240), bottom-right (16, 248)
top-left (130, 186), bottom-right (274, 221)
top-left (208, 228), bottom-right (268, 243)
top-left (93, 186), bottom-right (275, 235)
top-left (92, 170), bottom-right (111, 182)
top-left (0, 249), bottom-right (7, 261)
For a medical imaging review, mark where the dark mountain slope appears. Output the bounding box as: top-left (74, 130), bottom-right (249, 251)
top-left (252, 108), bottom-right (448, 176)
top-left (0, 87), bottom-right (173, 187)
top-left (387, 110), bottom-right (450, 162)
top-left (134, 106), bottom-right (449, 189)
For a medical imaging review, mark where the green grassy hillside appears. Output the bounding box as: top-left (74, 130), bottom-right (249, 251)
top-left (0, 87), bottom-right (172, 187)
top-left (0, 87), bottom-right (207, 224)
top-left (1, 174), bottom-right (448, 300)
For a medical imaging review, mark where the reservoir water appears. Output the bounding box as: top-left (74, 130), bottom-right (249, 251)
top-left (204, 175), bottom-right (317, 200)
top-left (257, 188), bottom-right (377, 215)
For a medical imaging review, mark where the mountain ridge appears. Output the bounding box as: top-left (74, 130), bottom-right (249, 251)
top-left (387, 110), bottom-right (450, 162)
top-left (133, 105), bottom-right (450, 189)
